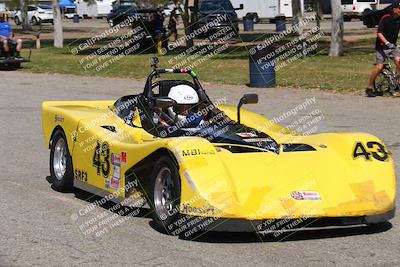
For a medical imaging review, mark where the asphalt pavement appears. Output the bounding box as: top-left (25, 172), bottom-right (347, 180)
top-left (0, 71), bottom-right (399, 266)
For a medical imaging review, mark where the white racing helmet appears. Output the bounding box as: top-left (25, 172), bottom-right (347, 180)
top-left (167, 85), bottom-right (199, 124)
top-left (167, 84), bottom-right (199, 104)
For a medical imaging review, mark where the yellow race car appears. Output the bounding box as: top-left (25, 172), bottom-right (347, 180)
top-left (42, 60), bottom-right (396, 235)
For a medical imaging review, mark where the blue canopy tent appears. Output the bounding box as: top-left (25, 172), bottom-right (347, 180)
top-left (59, 0), bottom-right (76, 8)
top-left (58, 0), bottom-right (76, 18)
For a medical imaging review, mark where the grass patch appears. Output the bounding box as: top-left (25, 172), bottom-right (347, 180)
top-left (21, 40), bottom-right (377, 92)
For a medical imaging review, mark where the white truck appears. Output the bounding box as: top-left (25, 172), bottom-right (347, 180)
top-left (230, 0), bottom-right (304, 21)
top-left (341, 0), bottom-right (376, 21)
top-left (75, 0), bottom-right (114, 19)
top-left (0, 3), bottom-right (6, 13)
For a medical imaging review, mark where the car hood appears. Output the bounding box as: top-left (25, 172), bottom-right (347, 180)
top-left (173, 132), bottom-right (396, 220)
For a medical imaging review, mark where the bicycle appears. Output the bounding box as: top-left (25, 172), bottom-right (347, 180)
top-left (366, 62), bottom-right (400, 97)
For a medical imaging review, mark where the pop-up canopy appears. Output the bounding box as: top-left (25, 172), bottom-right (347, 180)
top-left (59, 0), bottom-right (76, 8)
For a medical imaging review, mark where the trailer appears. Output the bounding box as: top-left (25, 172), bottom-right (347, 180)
top-left (230, 0), bottom-right (304, 20)
top-left (75, 0), bottom-right (113, 18)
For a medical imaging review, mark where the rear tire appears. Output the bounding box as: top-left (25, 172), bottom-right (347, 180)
top-left (365, 16), bottom-right (376, 28)
top-left (147, 156), bottom-right (181, 235)
top-left (50, 130), bottom-right (73, 192)
top-left (14, 16), bottom-right (21, 25)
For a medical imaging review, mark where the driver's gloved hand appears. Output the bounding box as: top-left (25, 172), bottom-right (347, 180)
top-left (385, 42), bottom-right (396, 49)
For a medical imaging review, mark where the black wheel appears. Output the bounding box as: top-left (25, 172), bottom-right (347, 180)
top-left (32, 17), bottom-right (39, 25)
top-left (374, 72), bottom-right (391, 96)
top-left (8, 61), bottom-right (21, 70)
top-left (14, 16), bottom-right (21, 25)
top-left (50, 130), bottom-right (74, 192)
top-left (148, 156), bottom-right (181, 235)
top-left (365, 17), bottom-right (376, 28)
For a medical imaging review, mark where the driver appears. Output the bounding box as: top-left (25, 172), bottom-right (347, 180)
top-left (167, 85), bottom-right (204, 128)
top-left (0, 13), bottom-right (23, 59)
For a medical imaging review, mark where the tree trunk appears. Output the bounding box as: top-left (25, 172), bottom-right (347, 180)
top-left (19, 0), bottom-right (30, 31)
top-left (292, 0), bottom-right (303, 35)
top-left (52, 0), bottom-right (63, 48)
top-left (180, 0), bottom-right (194, 48)
top-left (315, 0), bottom-right (323, 30)
top-left (329, 0), bottom-right (344, 57)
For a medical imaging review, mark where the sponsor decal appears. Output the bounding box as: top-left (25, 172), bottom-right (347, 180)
top-left (113, 165), bottom-right (120, 178)
top-left (111, 176), bottom-right (120, 190)
top-left (54, 115), bottom-right (64, 123)
top-left (109, 152), bottom-right (121, 190)
top-left (236, 132), bottom-right (258, 138)
top-left (180, 203), bottom-right (217, 215)
top-left (121, 152), bottom-right (127, 164)
top-left (111, 153), bottom-right (121, 166)
top-left (243, 138), bottom-right (273, 143)
top-left (182, 148), bottom-right (216, 157)
top-left (105, 179), bottom-right (110, 189)
top-left (291, 191), bottom-right (321, 200)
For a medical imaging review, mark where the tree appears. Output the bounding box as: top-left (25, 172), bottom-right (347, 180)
top-left (329, 0), bottom-right (344, 56)
top-left (292, 0), bottom-right (303, 35)
top-left (52, 0), bottom-right (63, 48)
top-left (173, 0), bottom-right (194, 48)
top-left (19, 0), bottom-right (30, 31)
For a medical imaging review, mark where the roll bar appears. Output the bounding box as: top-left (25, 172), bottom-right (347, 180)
top-left (144, 67), bottom-right (204, 98)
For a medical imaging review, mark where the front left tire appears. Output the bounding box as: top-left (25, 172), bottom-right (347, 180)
top-left (50, 130), bottom-right (73, 192)
top-left (147, 156), bottom-right (181, 235)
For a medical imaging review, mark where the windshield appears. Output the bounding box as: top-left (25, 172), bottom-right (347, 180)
top-left (119, 1), bottom-right (138, 10)
top-left (200, 0), bottom-right (234, 12)
top-left (65, 7), bottom-right (75, 13)
top-left (38, 4), bottom-right (53, 10)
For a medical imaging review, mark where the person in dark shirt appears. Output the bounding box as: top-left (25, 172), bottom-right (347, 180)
top-left (0, 13), bottom-right (23, 58)
top-left (367, 2), bottom-right (400, 96)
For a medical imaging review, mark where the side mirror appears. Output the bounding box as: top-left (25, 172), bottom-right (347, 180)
top-left (154, 97), bottom-right (176, 109)
top-left (241, 93), bottom-right (258, 104)
top-left (235, 4), bottom-right (244, 10)
top-left (237, 94), bottom-right (258, 124)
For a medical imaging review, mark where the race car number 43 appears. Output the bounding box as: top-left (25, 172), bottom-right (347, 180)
top-left (353, 141), bottom-right (388, 162)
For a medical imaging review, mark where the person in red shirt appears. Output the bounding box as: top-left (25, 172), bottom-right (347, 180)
top-left (367, 2), bottom-right (400, 97)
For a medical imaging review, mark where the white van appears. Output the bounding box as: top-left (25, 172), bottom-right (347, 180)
top-left (75, 0), bottom-right (113, 19)
top-left (341, 0), bottom-right (376, 21)
top-left (230, 0), bottom-right (304, 20)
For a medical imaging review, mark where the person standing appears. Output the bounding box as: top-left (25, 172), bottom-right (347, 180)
top-left (168, 7), bottom-right (179, 41)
